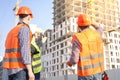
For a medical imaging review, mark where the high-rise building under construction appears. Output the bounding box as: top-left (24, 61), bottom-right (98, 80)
top-left (41, 0), bottom-right (120, 79)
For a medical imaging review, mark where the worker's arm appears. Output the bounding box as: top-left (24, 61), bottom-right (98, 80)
top-left (91, 23), bottom-right (103, 36)
top-left (91, 23), bottom-right (99, 29)
top-left (26, 64), bottom-right (34, 80)
top-left (19, 26), bottom-right (34, 80)
top-left (67, 39), bottom-right (81, 67)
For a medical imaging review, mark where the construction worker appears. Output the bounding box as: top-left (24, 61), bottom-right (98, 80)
top-left (30, 27), bottom-right (43, 80)
top-left (2, 6), bottom-right (34, 80)
top-left (67, 14), bottom-right (104, 80)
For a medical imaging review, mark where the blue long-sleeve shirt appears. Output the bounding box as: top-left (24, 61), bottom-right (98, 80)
top-left (19, 26), bottom-right (31, 65)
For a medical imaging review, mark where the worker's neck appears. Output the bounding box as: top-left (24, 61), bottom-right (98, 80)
top-left (20, 19), bottom-right (30, 25)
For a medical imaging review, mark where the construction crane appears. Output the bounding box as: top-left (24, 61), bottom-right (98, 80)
top-left (13, 0), bottom-right (22, 26)
top-left (82, 0), bottom-right (95, 23)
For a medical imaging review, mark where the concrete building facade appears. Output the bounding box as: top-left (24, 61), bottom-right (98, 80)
top-left (41, 0), bottom-right (120, 80)
top-left (103, 31), bottom-right (120, 70)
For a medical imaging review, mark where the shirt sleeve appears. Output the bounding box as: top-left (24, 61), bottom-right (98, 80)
top-left (19, 26), bottom-right (31, 64)
top-left (96, 25), bottom-right (103, 36)
top-left (69, 39), bottom-right (81, 65)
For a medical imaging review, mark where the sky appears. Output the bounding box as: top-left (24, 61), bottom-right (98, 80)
top-left (0, 0), bottom-right (53, 57)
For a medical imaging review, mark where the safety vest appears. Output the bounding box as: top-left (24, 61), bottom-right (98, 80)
top-left (3, 23), bottom-right (32, 68)
top-left (31, 41), bottom-right (42, 74)
top-left (72, 28), bottom-right (104, 76)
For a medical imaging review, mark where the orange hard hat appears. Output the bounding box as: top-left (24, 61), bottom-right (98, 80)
top-left (17, 6), bottom-right (33, 18)
top-left (77, 14), bottom-right (90, 27)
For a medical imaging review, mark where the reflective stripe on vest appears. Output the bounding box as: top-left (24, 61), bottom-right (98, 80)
top-left (73, 28), bottom-right (104, 76)
top-left (78, 61), bottom-right (104, 70)
top-left (5, 48), bottom-right (20, 53)
top-left (31, 41), bottom-right (42, 74)
top-left (3, 23), bottom-right (32, 68)
top-left (4, 58), bottom-right (22, 62)
top-left (80, 53), bottom-right (103, 61)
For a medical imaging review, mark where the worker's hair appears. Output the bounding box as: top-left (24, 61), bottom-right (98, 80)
top-left (78, 25), bottom-right (89, 30)
top-left (19, 14), bottom-right (29, 19)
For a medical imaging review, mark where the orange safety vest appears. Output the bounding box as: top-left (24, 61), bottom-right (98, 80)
top-left (72, 28), bottom-right (104, 76)
top-left (3, 23), bottom-right (32, 68)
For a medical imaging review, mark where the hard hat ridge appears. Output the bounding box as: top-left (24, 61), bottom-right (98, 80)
top-left (17, 6), bottom-right (33, 18)
top-left (77, 14), bottom-right (90, 27)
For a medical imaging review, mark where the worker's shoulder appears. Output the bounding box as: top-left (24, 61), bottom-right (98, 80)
top-left (20, 25), bottom-right (29, 30)
top-left (19, 26), bottom-right (30, 34)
